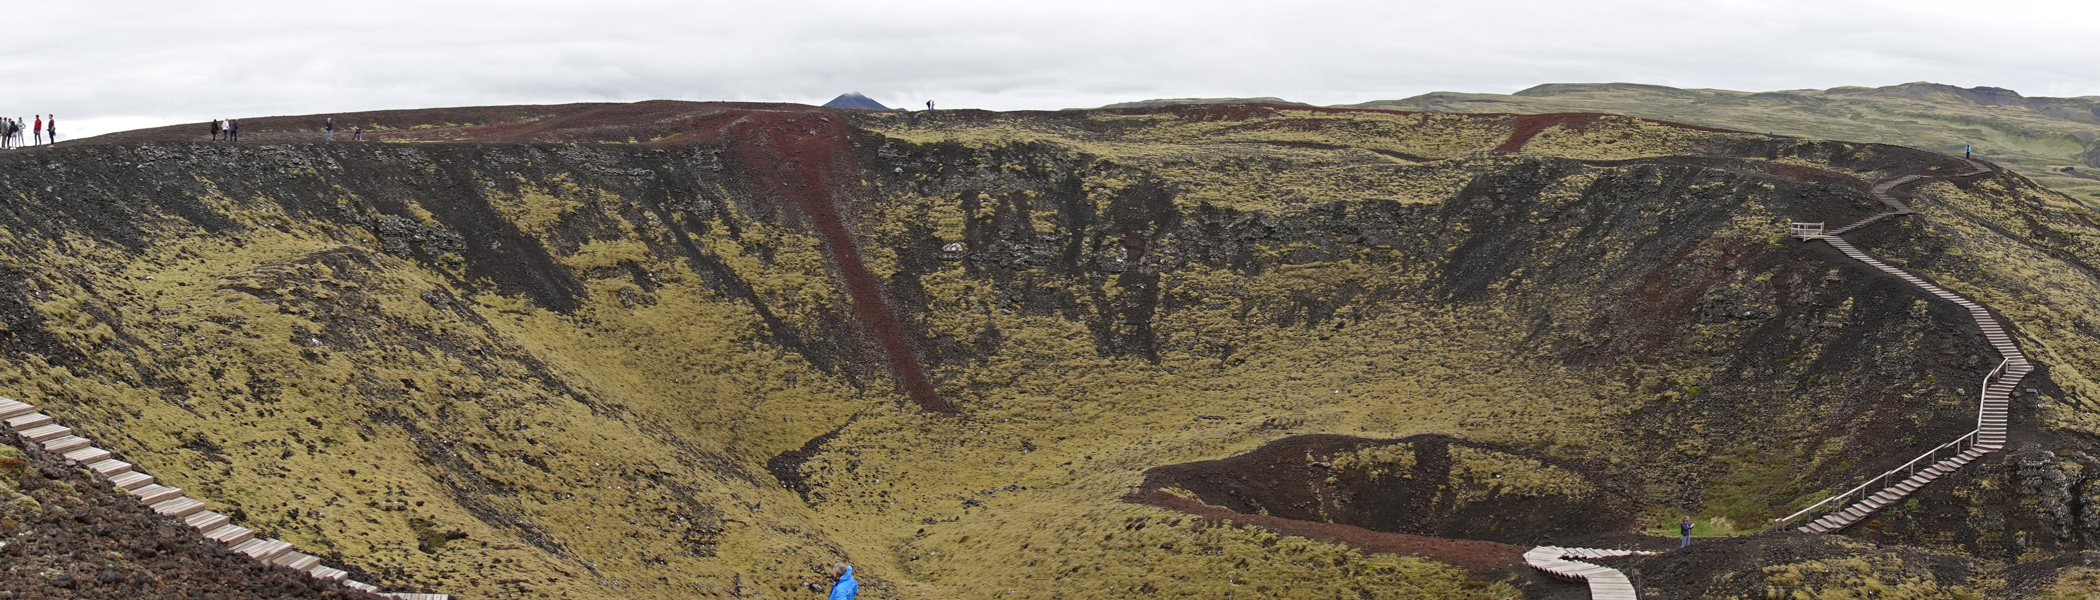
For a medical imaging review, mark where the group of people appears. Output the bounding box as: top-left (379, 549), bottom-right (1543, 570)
top-left (1, 115), bottom-right (56, 149)
top-left (209, 118), bottom-right (241, 142)
top-left (209, 116), bottom-right (366, 142)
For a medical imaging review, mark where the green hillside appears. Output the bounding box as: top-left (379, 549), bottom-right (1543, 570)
top-left (1345, 82), bottom-right (2100, 206)
top-left (12, 101), bottom-right (2100, 597)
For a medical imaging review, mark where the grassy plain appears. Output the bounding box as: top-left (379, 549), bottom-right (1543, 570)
top-left (1345, 82), bottom-right (2100, 207)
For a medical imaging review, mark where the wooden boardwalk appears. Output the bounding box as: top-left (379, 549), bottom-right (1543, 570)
top-left (1778, 158), bottom-right (2017, 533)
top-left (2, 396), bottom-right (446, 600)
top-left (1523, 546), bottom-right (1655, 600)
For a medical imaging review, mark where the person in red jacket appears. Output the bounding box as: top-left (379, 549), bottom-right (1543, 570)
top-left (32, 116), bottom-right (42, 146)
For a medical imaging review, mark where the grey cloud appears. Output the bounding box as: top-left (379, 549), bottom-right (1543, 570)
top-left (11, 0), bottom-right (2098, 139)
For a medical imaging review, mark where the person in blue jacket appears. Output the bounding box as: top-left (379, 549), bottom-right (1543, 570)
top-left (828, 563), bottom-right (858, 600)
top-left (1679, 516), bottom-right (1694, 548)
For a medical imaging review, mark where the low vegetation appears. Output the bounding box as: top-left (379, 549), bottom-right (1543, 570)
top-left (6, 99), bottom-right (2100, 597)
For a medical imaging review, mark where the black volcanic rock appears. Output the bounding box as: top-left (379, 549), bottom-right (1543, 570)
top-left (822, 92), bottom-right (892, 111)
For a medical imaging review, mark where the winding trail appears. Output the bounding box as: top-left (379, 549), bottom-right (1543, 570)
top-left (1775, 158), bottom-right (2022, 533)
top-left (1522, 158), bottom-right (2012, 599)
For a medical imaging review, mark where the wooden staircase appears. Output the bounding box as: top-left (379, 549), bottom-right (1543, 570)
top-left (1777, 158), bottom-right (2016, 533)
top-left (1520, 159), bottom-right (2000, 598)
top-left (1, 396), bottom-right (447, 600)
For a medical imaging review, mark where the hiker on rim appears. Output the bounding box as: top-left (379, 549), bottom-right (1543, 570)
top-left (325, 117), bottom-right (335, 141)
top-left (1679, 516), bottom-right (1694, 548)
top-left (227, 118), bottom-right (239, 143)
top-left (32, 116), bottom-right (42, 146)
top-left (925, 100), bottom-right (934, 111)
top-left (826, 564), bottom-right (858, 600)
top-left (44, 115), bottom-right (55, 145)
top-left (210, 118), bottom-right (221, 141)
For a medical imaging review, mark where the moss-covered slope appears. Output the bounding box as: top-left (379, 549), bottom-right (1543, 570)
top-left (8, 102), bottom-right (2100, 598)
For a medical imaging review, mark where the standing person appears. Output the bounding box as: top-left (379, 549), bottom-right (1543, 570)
top-left (324, 117), bottom-right (334, 142)
top-left (925, 100), bottom-right (935, 111)
top-left (44, 115), bottom-right (54, 145)
top-left (352, 126), bottom-right (362, 141)
top-left (1679, 516), bottom-right (1694, 548)
top-left (210, 119), bottom-right (221, 141)
top-left (228, 118), bottom-right (238, 143)
top-left (825, 564), bottom-right (857, 600)
top-left (32, 116), bottom-right (42, 146)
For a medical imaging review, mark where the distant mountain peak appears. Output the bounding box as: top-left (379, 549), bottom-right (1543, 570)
top-left (822, 92), bottom-right (892, 111)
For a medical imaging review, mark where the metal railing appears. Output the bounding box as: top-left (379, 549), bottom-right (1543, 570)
top-left (1980, 358), bottom-right (2009, 431)
top-left (1774, 357), bottom-right (2011, 528)
top-left (1772, 429), bottom-right (1979, 527)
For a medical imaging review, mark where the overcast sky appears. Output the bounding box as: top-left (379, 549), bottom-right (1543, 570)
top-left (6, 0), bottom-right (2097, 140)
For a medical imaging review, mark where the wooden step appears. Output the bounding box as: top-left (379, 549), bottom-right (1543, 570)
top-left (0, 398), bottom-right (33, 419)
top-left (185, 510), bottom-right (230, 531)
top-left (233, 538), bottom-right (294, 561)
top-left (204, 524), bottom-right (255, 545)
top-left (130, 484), bottom-right (183, 505)
top-left (152, 497), bottom-right (207, 518)
top-left (63, 447), bottom-right (112, 464)
top-left (309, 565), bottom-right (350, 581)
top-left (273, 551), bottom-right (322, 571)
top-left (87, 459), bottom-right (132, 476)
top-left (284, 556), bottom-right (330, 573)
top-left (108, 471), bottom-right (155, 490)
top-left (19, 423), bottom-right (69, 442)
top-left (5, 412), bottom-right (54, 430)
top-left (345, 581), bottom-right (380, 593)
top-left (41, 435), bottom-right (90, 453)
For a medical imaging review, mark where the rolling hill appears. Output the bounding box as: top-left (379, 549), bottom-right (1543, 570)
top-left (1346, 82), bottom-right (2100, 207)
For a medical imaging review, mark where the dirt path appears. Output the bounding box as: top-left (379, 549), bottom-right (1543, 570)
top-left (1134, 490), bottom-right (1529, 577)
